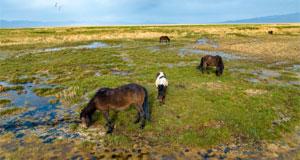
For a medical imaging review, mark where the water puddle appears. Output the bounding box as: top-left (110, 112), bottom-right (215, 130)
top-left (179, 37), bottom-right (254, 60)
top-left (196, 38), bottom-right (218, 48)
top-left (0, 81), bottom-right (81, 143)
top-left (267, 61), bottom-right (287, 67)
top-left (293, 65), bottom-right (300, 70)
top-left (4, 42), bottom-right (110, 61)
top-left (229, 68), bottom-right (245, 72)
top-left (95, 72), bottom-right (101, 77)
top-left (42, 42), bottom-right (108, 52)
top-left (179, 48), bottom-right (251, 60)
top-left (246, 78), bottom-right (261, 83)
top-left (110, 68), bottom-right (132, 76)
top-left (233, 69), bottom-right (299, 86)
top-left (145, 46), bottom-right (160, 52)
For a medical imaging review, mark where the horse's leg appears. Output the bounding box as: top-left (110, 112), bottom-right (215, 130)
top-left (204, 63), bottom-right (209, 74)
top-left (163, 87), bottom-right (167, 105)
top-left (133, 111), bottom-right (141, 124)
top-left (102, 110), bottom-right (112, 134)
top-left (215, 67), bottom-right (219, 76)
top-left (135, 103), bottom-right (145, 129)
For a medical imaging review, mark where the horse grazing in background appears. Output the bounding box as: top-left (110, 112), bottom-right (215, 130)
top-left (197, 55), bottom-right (224, 76)
top-left (268, 30), bottom-right (273, 34)
top-left (80, 83), bottom-right (151, 134)
top-left (159, 36), bottom-right (170, 43)
top-left (155, 72), bottom-right (168, 105)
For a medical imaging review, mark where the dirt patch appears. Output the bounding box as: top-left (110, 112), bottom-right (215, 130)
top-left (190, 82), bottom-right (233, 91)
top-left (245, 89), bottom-right (267, 96)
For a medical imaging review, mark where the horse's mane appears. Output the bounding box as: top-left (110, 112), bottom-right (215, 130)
top-left (80, 88), bottom-right (110, 119)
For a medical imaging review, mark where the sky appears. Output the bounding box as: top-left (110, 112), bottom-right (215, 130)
top-left (0, 0), bottom-right (299, 24)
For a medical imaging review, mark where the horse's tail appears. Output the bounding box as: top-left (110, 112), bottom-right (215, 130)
top-left (142, 87), bottom-right (152, 122)
top-left (197, 57), bottom-right (204, 70)
top-left (217, 56), bottom-right (224, 71)
top-left (216, 56), bottom-right (224, 75)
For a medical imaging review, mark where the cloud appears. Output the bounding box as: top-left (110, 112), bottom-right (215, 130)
top-left (0, 0), bottom-right (299, 24)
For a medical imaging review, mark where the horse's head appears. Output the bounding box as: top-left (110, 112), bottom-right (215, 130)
top-left (80, 108), bottom-right (91, 128)
top-left (157, 85), bottom-right (166, 105)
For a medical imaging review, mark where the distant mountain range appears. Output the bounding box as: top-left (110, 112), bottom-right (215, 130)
top-left (1, 13), bottom-right (299, 28)
top-left (222, 13), bottom-right (300, 23)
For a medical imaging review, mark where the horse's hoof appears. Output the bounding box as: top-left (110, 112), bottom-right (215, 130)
top-left (133, 121), bottom-right (139, 124)
top-left (106, 131), bottom-right (112, 134)
top-left (139, 126), bottom-right (145, 130)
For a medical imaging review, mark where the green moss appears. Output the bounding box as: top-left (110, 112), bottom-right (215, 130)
top-left (104, 135), bottom-right (132, 147)
top-left (0, 98), bottom-right (12, 107)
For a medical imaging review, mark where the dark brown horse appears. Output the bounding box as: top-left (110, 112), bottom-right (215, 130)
top-left (80, 83), bottom-right (151, 134)
top-left (268, 30), bottom-right (273, 34)
top-left (197, 55), bottom-right (224, 76)
top-left (159, 36), bottom-right (170, 43)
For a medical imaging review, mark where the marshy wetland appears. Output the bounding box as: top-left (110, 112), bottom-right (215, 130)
top-left (0, 24), bottom-right (300, 159)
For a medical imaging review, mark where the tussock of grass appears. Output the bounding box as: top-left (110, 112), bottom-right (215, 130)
top-left (70, 123), bottom-right (79, 132)
top-left (0, 107), bottom-right (25, 117)
top-left (32, 86), bottom-right (63, 97)
top-left (0, 85), bottom-right (24, 92)
top-left (0, 98), bottom-right (12, 107)
top-left (9, 76), bottom-right (36, 84)
top-left (48, 98), bottom-right (59, 104)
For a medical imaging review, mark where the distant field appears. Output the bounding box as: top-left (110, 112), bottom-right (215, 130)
top-left (0, 24), bottom-right (299, 159)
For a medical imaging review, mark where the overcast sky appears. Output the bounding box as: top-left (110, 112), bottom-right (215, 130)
top-left (0, 0), bottom-right (299, 24)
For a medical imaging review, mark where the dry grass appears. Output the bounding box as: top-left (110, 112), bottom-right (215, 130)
top-left (214, 36), bottom-right (300, 62)
top-left (1, 24), bottom-right (299, 47)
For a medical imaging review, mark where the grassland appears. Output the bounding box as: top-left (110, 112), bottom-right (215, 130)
top-left (0, 24), bottom-right (299, 158)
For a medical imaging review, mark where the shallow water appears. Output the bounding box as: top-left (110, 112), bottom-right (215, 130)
top-left (42, 42), bottom-right (108, 52)
top-left (267, 61), bottom-right (287, 67)
top-left (2, 42), bottom-right (111, 61)
top-left (179, 48), bottom-right (251, 60)
top-left (0, 81), bottom-right (81, 143)
top-left (293, 65), bottom-right (300, 70)
top-left (197, 38), bottom-right (218, 48)
top-left (145, 46), bottom-right (160, 52)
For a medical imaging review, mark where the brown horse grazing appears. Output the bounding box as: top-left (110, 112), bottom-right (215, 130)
top-left (197, 55), bottom-right (224, 76)
top-left (268, 30), bottom-right (273, 34)
top-left (159, 36), bottom-right (170, 43)
top-left (80, 83), bottom-right (151, 134)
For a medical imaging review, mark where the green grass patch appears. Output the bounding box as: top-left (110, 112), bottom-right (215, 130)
top-left (32, 86), bottom-right (64, 97)
top-left (0, 99), bottom-right (12, 107)
top-left (0, 106), bottom-right (26, 117)
top-left (70, 123), bottom-right (79, 132)
top-left (0, 85), bottom-right (24, 92)
top-left (9, 76), bottom-right (36, 84)
top-left (48, 98), bottom-right (59, 104)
